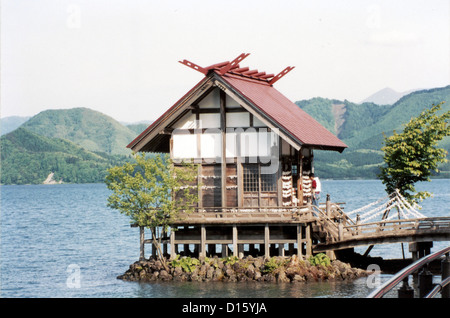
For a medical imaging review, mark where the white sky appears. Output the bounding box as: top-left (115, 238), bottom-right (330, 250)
top-left (1, 0), bottom-right (449, 123)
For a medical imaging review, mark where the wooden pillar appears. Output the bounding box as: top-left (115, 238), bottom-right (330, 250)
top-left (326, 194), bottom-right (331, 217)
top-left (236, 126), bottom-right (243, 208)
top-left (197, 165), bottom-right (203, 208)
top-left (297, 224), bottom-right (303, 259)
top-left (356, 214), bottom-right (361, 236)
top-left (200, 224), bottom-right (206, 258)
top-left (277, 135), bottom-right (282, 206)
top-left (232, 225), bottom-right (238, 257)
top-left (278, 244), bottom-right (285, 257)
top-left (220, 89), bottom-right (227, 208)
top-left (238, 245), bottom-right (244, 259)
top-left (410, 242), bottom-right (433, 283)
top-left (305, 224), bottom-right (312, 258)
top-left (258, 165), bottom-right (262, 207)
top-left (222, 244), bottom-right (228, 257)
top-left (264, 224), bottom-right (270, 259)
top-left (139, 226), bottom-right (145, 261)
top-left (298, 148), bottom-right (303, 206)
top-left (170, 229), bottom-right (175, 260)
top-left (237, 160), bottom-right (243, 208)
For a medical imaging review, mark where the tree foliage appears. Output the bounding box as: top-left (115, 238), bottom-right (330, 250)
top-left (105, 153), bottom-right (198, 267)
top-left (379, 102), bottom-right (450, 203)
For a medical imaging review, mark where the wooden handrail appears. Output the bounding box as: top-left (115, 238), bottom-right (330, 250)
top-left (345, 216), bottom-right (450, 229)
top-left (337, 217), bottom-right (450, 241)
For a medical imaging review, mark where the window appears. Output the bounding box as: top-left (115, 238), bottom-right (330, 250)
top-left (261, 171), bottom-right (277, 192)
top-left (243, 164), bottom-right (277, 192)
top-left (243, 164), bottom-right (259, 192)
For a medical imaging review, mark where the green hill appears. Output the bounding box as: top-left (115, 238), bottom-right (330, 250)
top-left (20, 107), bottom-right (136, 156)
top-left (296, 85), bottom-right (450, 179)
top-left (346, 86), bottom-right (450, 149)
top-left (0, 128), bottom-right (131, 184)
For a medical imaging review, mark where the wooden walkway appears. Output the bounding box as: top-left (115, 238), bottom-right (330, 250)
top-left (313, 216), bottom-right (450, 252)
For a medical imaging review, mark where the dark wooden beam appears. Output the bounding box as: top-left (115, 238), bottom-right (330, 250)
top-left (220, 89), bottom-right (227, 208)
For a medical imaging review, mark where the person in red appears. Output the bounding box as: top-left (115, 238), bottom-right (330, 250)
top-left (310, 173), bottom-right (318, 206)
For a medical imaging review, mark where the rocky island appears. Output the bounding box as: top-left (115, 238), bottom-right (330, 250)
top-left (118, 254), bottom-right (369, 283)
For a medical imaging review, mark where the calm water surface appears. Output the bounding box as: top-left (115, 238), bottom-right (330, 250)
top-left (1, 180), bottom-right (449, 298)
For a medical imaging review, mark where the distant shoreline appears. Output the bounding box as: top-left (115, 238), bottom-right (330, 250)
top-left (1, 177), bottom-right (448, 187)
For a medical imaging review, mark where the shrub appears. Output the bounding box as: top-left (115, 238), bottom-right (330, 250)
top-left (262, 257), bottom-right (288, 273)
top-left (308, 253), bottom-right (331, 267)
top-left (170, 255), bottom-right (200, 273)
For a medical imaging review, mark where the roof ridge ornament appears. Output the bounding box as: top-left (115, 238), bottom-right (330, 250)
top-left (179, 53), bottom-right (295, 85)
top-left (268, 66), bottom-right (295, 85)
top-left (178, 59), bottom-right (208, 75)
top-left (217, 53), bottom-right (250, 75)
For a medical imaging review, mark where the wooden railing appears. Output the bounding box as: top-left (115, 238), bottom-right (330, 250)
top-left (313, 216), bottom-right (450, 252)
top-left (174, 205), bottom-right (318, 224)
top-left (342, 217), bottom-right (450, 240)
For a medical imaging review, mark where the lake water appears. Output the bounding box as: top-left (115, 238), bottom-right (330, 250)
top-left (1, 179), bottom-right (449, 298)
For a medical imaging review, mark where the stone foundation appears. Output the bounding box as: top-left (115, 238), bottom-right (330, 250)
top-left (118, 255), bottom-right (369, 283)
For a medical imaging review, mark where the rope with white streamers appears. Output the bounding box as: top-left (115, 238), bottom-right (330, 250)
top-left (346, 189), bottom-right (426, 223)
top-left (345, 193), bottom-right (393, 217)
top-left (394, 189), bottom-right (425, 218)
top-left (360, 200), bottom-right (398, 223)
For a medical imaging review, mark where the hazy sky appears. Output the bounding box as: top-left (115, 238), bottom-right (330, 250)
top-left (1, 0), bottom-right (449, 123)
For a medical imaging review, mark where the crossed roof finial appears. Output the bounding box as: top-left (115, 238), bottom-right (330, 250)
top-left (179, 53), bottom-right (294, 86)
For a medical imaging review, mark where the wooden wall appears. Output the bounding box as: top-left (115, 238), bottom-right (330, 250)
top-left (200, 164), bottom-right (237, 207)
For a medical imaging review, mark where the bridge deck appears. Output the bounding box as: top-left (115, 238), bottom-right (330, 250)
top-left (313, 217), bottom-right (450, 252)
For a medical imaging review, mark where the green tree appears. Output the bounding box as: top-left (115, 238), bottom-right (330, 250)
top-left (105, 153), bottom-right (198, 270)
top-left (379, 102), bottom-right (450, 203)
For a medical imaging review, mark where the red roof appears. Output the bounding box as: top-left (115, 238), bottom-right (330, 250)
top-left (219, 72), bottom-right (348, 151)
top-left (128, 54), bottom-right (347, 153)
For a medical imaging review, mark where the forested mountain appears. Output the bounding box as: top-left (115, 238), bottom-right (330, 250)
top-left (20, 107), bottom-right (137, 156)
top-left (0, 108), bottom-right (148, 185)
top-left (296, 85), bottom-right (450, 179)
top-left (0, 128), bottom-right (132, 184)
